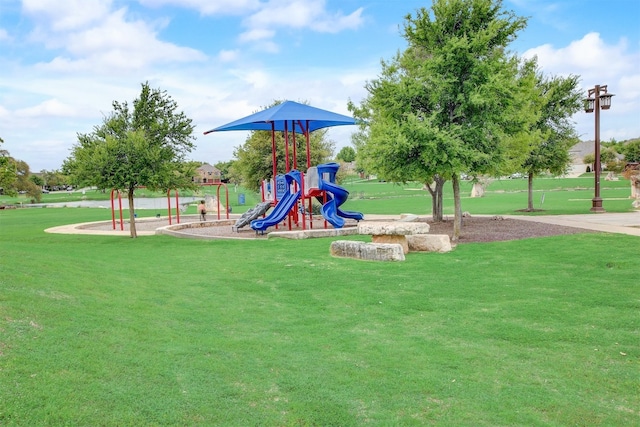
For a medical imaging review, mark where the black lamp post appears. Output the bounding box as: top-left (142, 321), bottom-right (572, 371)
top-left (584, 84), bottom-right (614, 212)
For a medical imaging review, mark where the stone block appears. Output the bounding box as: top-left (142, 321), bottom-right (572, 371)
top-left (372, 234), bottom-right (409, 254)
top-left (357, 221), bottom-right (430, 236)
top-left (406, 234), bottom-right (452, 253)
top-left (330, 240), bottom-right (405, 261)
top-left (399, 213), bottom-right (419, 222)
top-left (268, 226), bottom-right (359, 240)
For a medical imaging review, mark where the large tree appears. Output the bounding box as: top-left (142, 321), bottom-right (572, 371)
top-left (233, 101), bottom-right (335, 192)
top-left (514, 65), bottom-right (582, 211)
top-left (40, 169), bottom-right (69, 190)
top-left (336, 146), bottom-right (356, 163)
top-left (619, 138), bottom-right (640, 163)
top-left (1, 137), bottom-right (18, 197)
top-left (214, 160), bottom-right (241, 185)
top-left (63, 83), bottom-right (196, 238)
top-left (350, 0), bottom-right (531, 239)
top-left (0, 138), bottom-right (42, 201)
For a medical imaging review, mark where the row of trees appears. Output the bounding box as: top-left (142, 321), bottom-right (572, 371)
top-left (348, 0), bottom-right (583, 239)
top-left (584, 138), bottom-right (640, 172)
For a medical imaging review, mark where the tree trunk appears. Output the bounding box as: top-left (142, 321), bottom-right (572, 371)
top-left (527, 172), bottom-right (535, 211)
top-left (424, 175), bottom-right (445, 221)
top-left (128, 190), bottom-right (137, 238)
top-left (434, 175), bottom-right (444, 221)
top-left (452, 174), bottom-right (462, 242)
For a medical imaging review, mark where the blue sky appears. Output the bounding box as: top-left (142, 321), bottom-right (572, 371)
top-left (1, 0), bottom-right (639, 171)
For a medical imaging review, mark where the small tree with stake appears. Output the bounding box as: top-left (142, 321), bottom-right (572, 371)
top-left (519, 66), bottom-right (582, 211)
top-left (64, 83), bottom-right (196, 238)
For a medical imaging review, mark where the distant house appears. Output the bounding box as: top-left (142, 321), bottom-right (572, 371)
top-left (568, 140), bottom-right (594, 176)
top-left (194, 163), bottom-right (221, 184)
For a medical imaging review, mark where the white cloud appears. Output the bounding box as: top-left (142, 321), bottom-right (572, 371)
top-left (137, 0), bottom-right (261, 16)
top-left (0, 105), bottom-right (10, 119)
top-left (618, 73), bottom-right (640, 102)
top-left (222, 0), bottom-right (367, 50)
top-left (309, 7), bottom-right (365, 33)
top-left (520, 31), bottom-right (640, 142)
top-left (523, 32), bottom-right (636, 82)
top-left (242, 0), bottom-right (364, 36)
top-left (15, 99), bottom-right (78, 118)
top-left (239, 28), bottom-right (276, 43)
top-left (25, 5), bottom-right (206, 72)
top-left (231, 69), bottom-right (271, 89)
top-left (0, 28), bottom-right (11, 42)
top-left (245, 0), bottom-right (319, 30)
top-left (22, 0), bottom-right (113, 31)
top-left (218, 49), bottom-right (240, 62)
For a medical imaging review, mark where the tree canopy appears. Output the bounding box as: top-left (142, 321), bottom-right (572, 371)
top-left (619, 138), bottom-right (640, 163)
top-left (1, 137), bottom-right (18, 197)
top-left (63, 82), bottom-right (196, 237)
top-left (1, 137), bottom-right (42, 201)
top-left (336, 146), bottom-right (356, 163)
top-left (350, 0), bottom-right (531, 239)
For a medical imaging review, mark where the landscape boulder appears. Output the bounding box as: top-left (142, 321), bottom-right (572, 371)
top-left (406, 234), bottom-right (452, 253)
top-left (330, 241), bottom-right (405, 261)
top-left (358, 221), bottom-right (430, 254)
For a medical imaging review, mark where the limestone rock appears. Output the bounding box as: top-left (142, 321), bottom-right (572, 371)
top-left (372, 234), bottom-right (409, 254)
top-left (406, 234), bottom-right (452, 253)
top-left (357, 221), bottom-right (430, 236)
top-left (470, 182), bottom-right (485, 197)
top-left (399, 213), bottom-right (419, 222)
top-left (330, 240), bottom-right (405, 261)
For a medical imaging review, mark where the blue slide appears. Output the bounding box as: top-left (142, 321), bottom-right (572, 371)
top-left (317, 163), bottom-right (364, 228)
top-left (251, 170), bottom-right (302, 232)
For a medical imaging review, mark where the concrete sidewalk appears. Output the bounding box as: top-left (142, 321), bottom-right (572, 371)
top-left (45, 211), bottom-right (640, 238)
top-left (503, 211), bottom-right (640, 237)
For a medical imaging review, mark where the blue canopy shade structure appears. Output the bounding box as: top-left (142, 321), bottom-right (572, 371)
top-left (204, 100), bottom-right (359, 177)
top-left (203, 100), bottom-right (357, 134)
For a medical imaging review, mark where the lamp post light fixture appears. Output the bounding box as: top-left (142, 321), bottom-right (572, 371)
top-left (584, 84), bottom-right (614, 212)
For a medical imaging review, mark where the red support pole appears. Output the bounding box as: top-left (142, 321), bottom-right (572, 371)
top-left (271, 122), bottom-right (277, 182)
top-left (308, 195), bottom-right (314, 229)
top-left (167, 189), bottom-right (173, 225)
top-left (284, 121), bottom-right (290, 172)
top-left (110, 189), bottom-right (123, 231)
top-left (215, 183), bottom-right (230, 219)
top-left (165, 189), bottom-right (180, 224)
top-left (119, 192), bottom-right (123, 230)
top-left (111, 189), bottom-right (116, 229)
top-left (175, 189), bottom-right (180, 223)
top-left (301, 171), bottom-right (306, 230)
top-left (292, 129), bottom-right (298, 171)
top-left (305, 120), bottom-right (311, 170)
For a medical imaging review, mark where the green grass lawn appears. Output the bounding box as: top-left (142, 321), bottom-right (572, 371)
top-left (342, 175), bottom-right (635, 216)
top-left (1, 180), bottom-right (638, 426)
